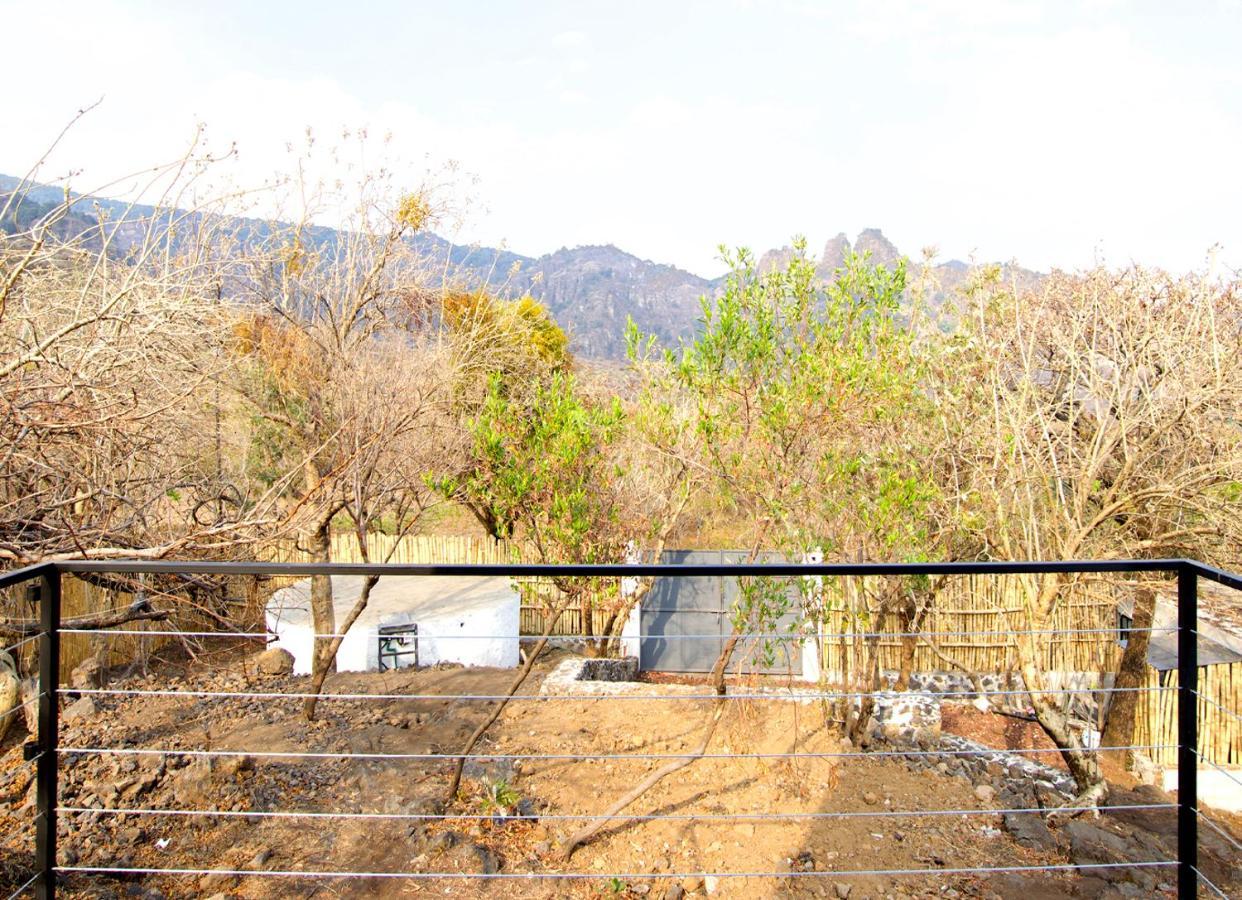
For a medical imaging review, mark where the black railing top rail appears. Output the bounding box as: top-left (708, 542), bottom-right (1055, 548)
top-left (2, 554), bottom-right (1239, 582)
top-left (0, 554), bottom-right (1236, 585)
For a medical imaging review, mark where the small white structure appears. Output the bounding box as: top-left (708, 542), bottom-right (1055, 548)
top-left (266, 575), bottom-right (520, 675)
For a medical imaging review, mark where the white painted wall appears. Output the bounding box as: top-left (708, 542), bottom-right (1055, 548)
top-left (266, 575), bottom-right (520, 675)
top-left (1162, 767), bottom-right (1242, 814)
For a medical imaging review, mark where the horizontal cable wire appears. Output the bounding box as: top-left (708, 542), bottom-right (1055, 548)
top-left (0, 693), bottom-right (43, 724)
top-left (2, 601), bottom-right (151, 629)
top-left (58, 802), bottom-right (1175, 824)
top-left (60, 626), bottom-right (1173, 640)
top-left (0, 633), bottom-right (40, 656)
top-left (64, 685), bottom-right (1172, 703)
top-left (1193, 865), bottom-right (1229, 900)
top-left (59, 743), bottom-right (1172, 763)
top-left (1196, 810), bottom-right (1242, 853)
top-left (54, 861), bottom-right (1177, 880)
top-left (1192, 690), bottom-right (1242, 725)
top-left (1192, 752), bottom-right (1242, 791)
top-left (3, 872), bottom-right (38, 900)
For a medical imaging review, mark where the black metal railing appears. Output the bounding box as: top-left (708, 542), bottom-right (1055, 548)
top-left (1, 557), bottom-right (1240, 899)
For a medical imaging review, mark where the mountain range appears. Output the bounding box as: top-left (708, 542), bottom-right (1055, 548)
top-left (1, 174), bottom-right (1036, 360)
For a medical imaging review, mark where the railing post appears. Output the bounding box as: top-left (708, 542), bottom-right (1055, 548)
top-left (36, 567), bottom-right (60, 900)
top-left (1176, 563), bottom-right (1198, 897)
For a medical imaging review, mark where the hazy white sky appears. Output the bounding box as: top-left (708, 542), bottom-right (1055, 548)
top-left (2, 0), bottom-right (1239, 276)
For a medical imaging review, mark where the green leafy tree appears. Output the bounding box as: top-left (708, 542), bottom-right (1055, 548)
top-left (436, 370), bottom-right (630, 800)
top-left (562, 239), bottom-right (938, 857)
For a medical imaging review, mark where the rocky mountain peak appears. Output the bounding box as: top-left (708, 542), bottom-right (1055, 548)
top-left (817, 232), bottom-right (852, 276)
top-left (854, 228), bottom-right (901, 267)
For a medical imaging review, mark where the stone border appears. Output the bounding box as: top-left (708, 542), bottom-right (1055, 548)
top-left (540, 658), bottom-right (1077, 801)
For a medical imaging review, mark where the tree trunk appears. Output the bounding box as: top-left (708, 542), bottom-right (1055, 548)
top-left (1099, 586), bottom-right (1156, 768)
top-left (1025, 667), bottom-right (1108, 815)
top-left (850, 603), bottom-right (887, 743)
top-left (308, 520), bottom-right (336, 683)
top-left (302, 574), bottom-right (379, 721)
top-left (581, 589), bottom-right (598, 656)
top-left (1015, 575), bottom-right (1108, 815)
top-left (896, 625), bottom-right (916, 691)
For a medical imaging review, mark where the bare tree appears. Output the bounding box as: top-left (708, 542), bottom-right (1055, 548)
top-left (941, 263), bottom-right (1242, 810)
top-left (229, 140), bottom-right (447, 692)
top-left (0, 135), bottom-right (283, 569)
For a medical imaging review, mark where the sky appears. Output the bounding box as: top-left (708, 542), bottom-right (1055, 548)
top-left (2, 0), bottom-right (1240, 277)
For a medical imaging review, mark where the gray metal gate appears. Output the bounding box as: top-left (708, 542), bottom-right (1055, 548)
top-left (639, 550), bottom-right (803, 674)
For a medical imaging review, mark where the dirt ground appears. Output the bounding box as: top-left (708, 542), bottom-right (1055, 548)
top-left (940, 705), bottom-right (1068, 771)
top-left (1, 649), bottom-right (1238, 899)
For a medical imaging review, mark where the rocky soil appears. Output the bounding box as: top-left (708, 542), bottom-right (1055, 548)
top-left (0, 649), bottom-right (1237, 899)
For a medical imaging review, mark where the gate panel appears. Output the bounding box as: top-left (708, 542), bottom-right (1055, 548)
top-left (639, 550), bottom-right (803, 675)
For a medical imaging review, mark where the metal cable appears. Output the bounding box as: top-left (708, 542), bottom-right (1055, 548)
top-left (60, 625), bottom-right (1174, 639)
top-left (1193, 865), bottom-right (1229, 900)
top-left (63, 685), bottom-right (1170, 703)
top-left (58, 743), bottom-right (1172, 763)
top-left (1192, 752), bottom-right (1242, 791)
top-left (53, 861), bottom-right (1177, 880)
top-left (1196, 810), bottom-right (1242, 853)
top-left (1192, 690), bottom-right (1242, 725)
top-left (3, 872), bottom-right (38, 900)
top-left (0, 634), bottom-right (40, 657)
top-left (57, 802), bottom-right (1175, 824)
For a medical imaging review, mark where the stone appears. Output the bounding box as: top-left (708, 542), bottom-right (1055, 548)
top-left (578, 656), bottom-right (639, 682)
top-left (255, 647), bottom-right (294, 675)
top-left (664, 886), bottom-right (685, 900)
top-left (973, 784), bottom-right (997, 804)
top-left (62, 695), bottom-right (98, 724)
top-left (862, 791), bottom-right (879, 805)
top-left (681, 875), bottom-right (704, 892)
top-left (20, 678), bottom-right (39, 733)
top-left (249, 847), bottom-right (272, 868)
top-left (469, 843), bottom-right (499, 875)
top-left (1128, 752), bottom-right (1161, 787)
top-left (197, 872), bottom-right (236, 892)
top-left (1063, 821), bottom-right (1156, 889)
top-left (833, 885), bottom-right (852, 899)
top-left (71, 657), bottom-right (105, 691)
top-left (1001, 812), bottom-right (1057, 852)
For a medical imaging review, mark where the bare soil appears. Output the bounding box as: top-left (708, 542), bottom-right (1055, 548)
top-left (940, 704), bottom-right (1068, 771)
top-left (1, 650), bottom-right (1237, 899)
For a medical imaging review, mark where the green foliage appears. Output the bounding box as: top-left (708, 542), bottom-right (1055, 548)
top-left (431, 371), bottom-right (626, 568)
top-left (664, 239), bottom-right (933, 553)
top-left (630, 239), bottom-right (943, 654)
top-left (476, 776), bottom-right (521, 817)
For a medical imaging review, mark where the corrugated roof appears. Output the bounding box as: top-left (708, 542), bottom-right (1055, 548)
top-left (1117, 579), bottom-right (1242, 671)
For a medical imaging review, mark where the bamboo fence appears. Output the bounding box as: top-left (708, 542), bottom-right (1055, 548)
top-left (1, 576), bottom-right (226, 683)
top-left (1133, 662), bottom-right (1242, 767)
top-left (3, 540), bottom-right (1238, 767)
top-left (813, 574), bottom-right (1124, 675)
